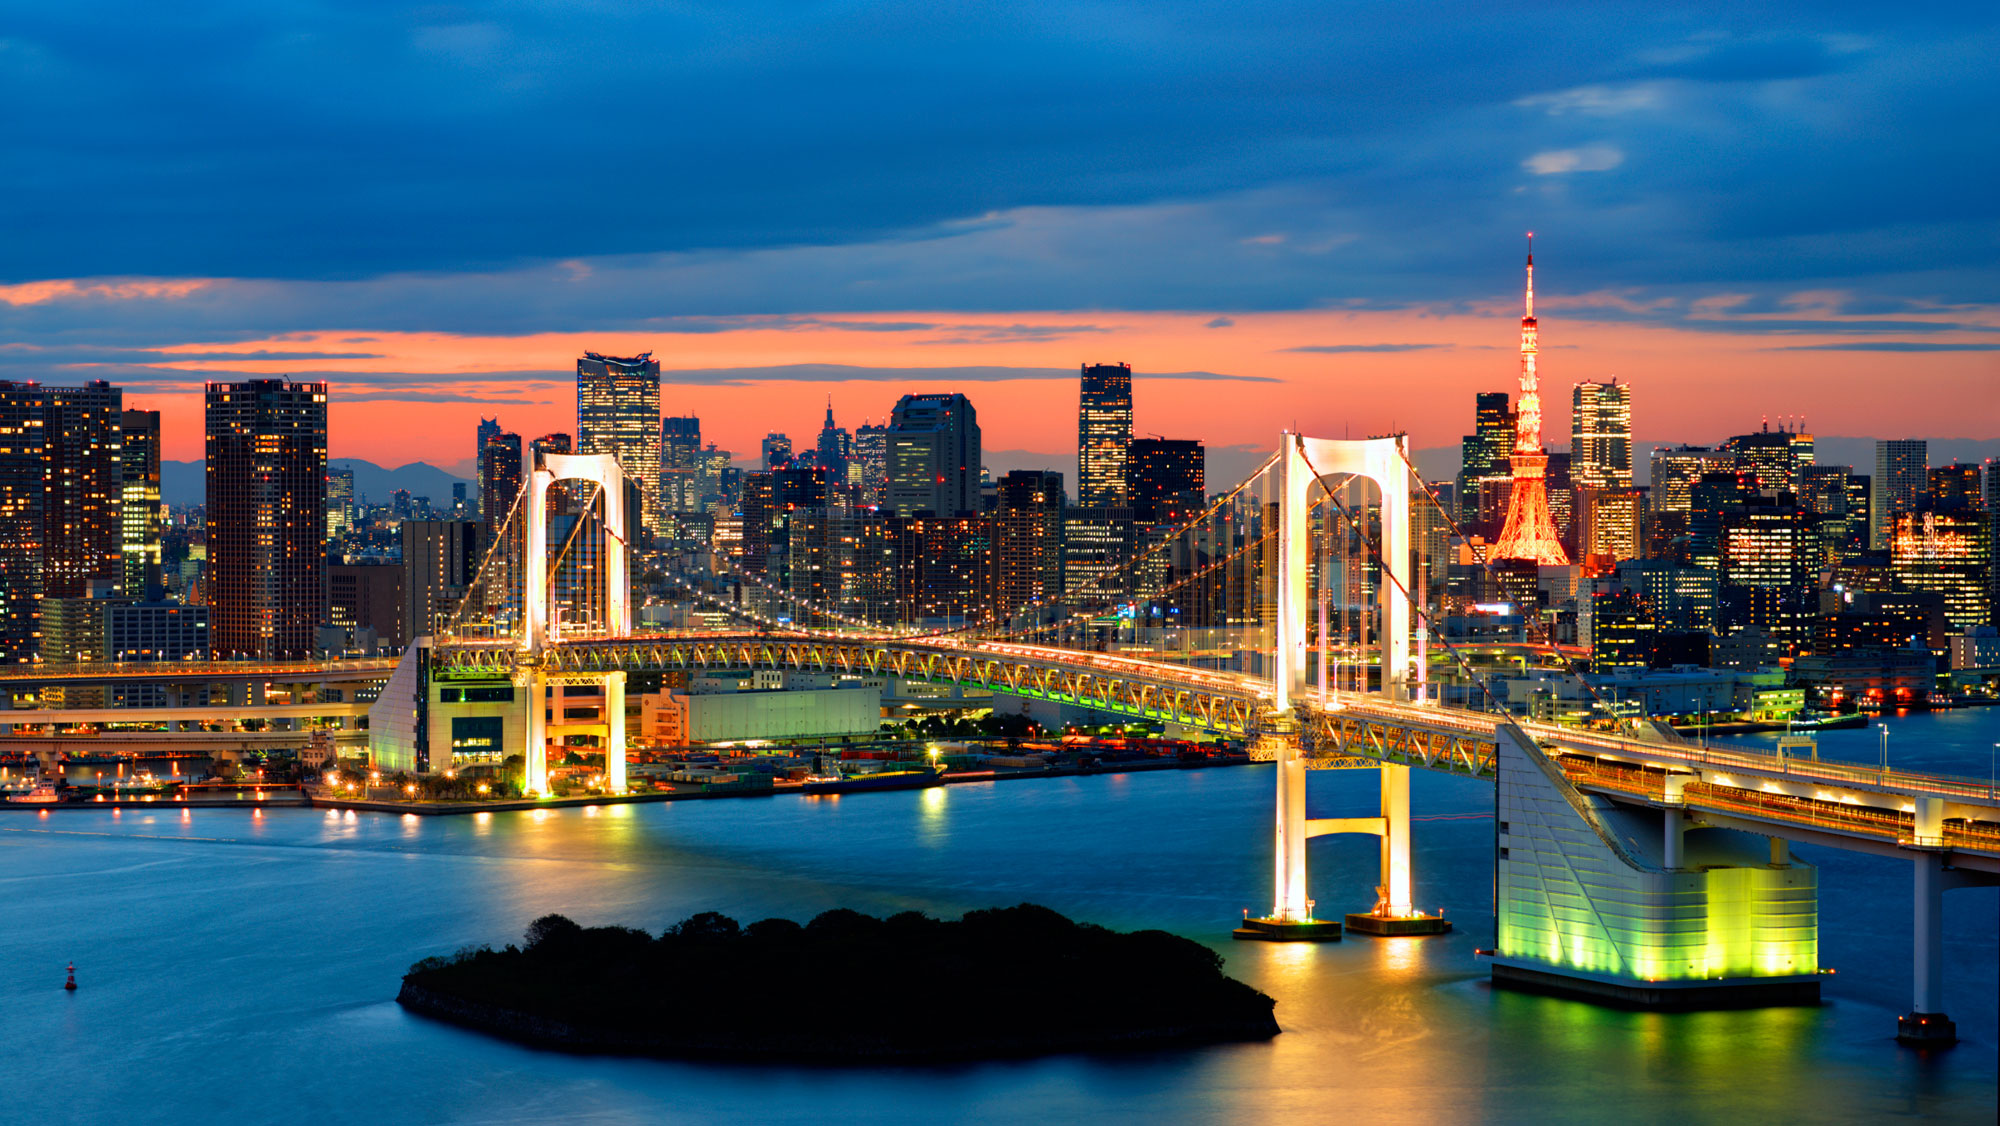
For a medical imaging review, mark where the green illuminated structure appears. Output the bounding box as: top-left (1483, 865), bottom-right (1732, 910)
top-left (1491, 724), bottom-right (1820, 1007)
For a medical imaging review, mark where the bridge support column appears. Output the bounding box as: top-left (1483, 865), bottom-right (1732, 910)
top-left (1897, 853), bottom-right (1956, 1045)
top-left (1345, 762), bottom-right (1449, 935)
top-left (523, 668), bottom-right (548, 796)
top-left (1234, 716), bottom-right (1339, 941)
top-left (605, 671), bottom-right (627, 794)
top-left (1664, 811), bottom-right (1685, 869)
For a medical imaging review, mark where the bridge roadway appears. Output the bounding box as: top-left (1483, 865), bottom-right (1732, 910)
top-left (427, 630), bottom-right (2000, 870)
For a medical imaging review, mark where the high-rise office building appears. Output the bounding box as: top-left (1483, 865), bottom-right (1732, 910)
top-left (1584, 488), bottom-right (1645, 563)
top-left (1457, 391), bottom-right (1514, 526)
top-left (1724, 425), bottom-right (1813, 493)
top-left (577, 352), bottom-right (662, 533)
top-left (1927, 464), bottom-right (1982, 512)
top-left (814, 401), bottom-right (850, 482)
top-left (480, 430), bottom-right (522, 535)
top-left (661, 417), bottom-right (702, 513)
top-left (1889, 510), bottom-right (1991, 631)
top-left (118, 408), bottom-right (162, 595)
top-left (993, 470), bottom-right (1065, 620)
top-left (1078, 363), bottom-right (1134, 509)
top-left (1571, 379), bottom-right (1633, 491)
top-left (475, 417), bottom-right (502, 492)
top-left (326, 466), bottom-right (355, 544)
top-left (851, 422), bottom-right (888, 509)
top-left (1, 381), bottom-right (130, 662)
top-left (205, 379), bottom-right (328, 657)
top-left (1648, 446), bottom-right (1731, 515)
top-left (1799, 465), bottom-right (1855, 564)
top-left (1720, 496), bottom-right (1813, 652)
top-left (401, 520), bottom-right (485, 643)
top-left (1872, 439), bottom-right (1927, 550)
top-left (762, 432), bottom-right (794, 470)
top-left (1129, 438), bottom-right (1205, 526)
top-left (886, 393), bottom-right (980, 515)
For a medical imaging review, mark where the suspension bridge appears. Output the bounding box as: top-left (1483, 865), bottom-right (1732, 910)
top-left (8, 432), bottom-right (1993, 1043)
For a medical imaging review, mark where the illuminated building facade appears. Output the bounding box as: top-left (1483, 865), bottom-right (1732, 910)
top-left (205, 379), bottom-right (328, 658)
top-left (892, 513), bottom-right (994, 626)
top-left (1724, 425), bottom-right (1813, 492)
top-left (480, 430), bottom-right (522, 535)
top-left (326, 466), bottom-right (355, 543)
top-left (1926, 463), bottom-right (1981, 512)
top-left (994, 470), bottom-right (1065, 620)
top-left (1129, 438), bottom-right (1204, 527)
top-left (1585, 487), bottom-right (1644, 563)
top-left (1457, 391), bottom-right (1514, 526)
top-left (850, 422), bottom-right (888, 509)
top-left (661, 416), bottom-right (702, 514)
top-left (119, 408), bottom-right (162, 595)
top-left (1890, 510), bottom-right (1991, 630)
top-left (1871, 438), bottom-right (1927, 550)
top-left (886, 393), bottom-right (980, 515)
top-left (1649, 446), bottom-right (1731, 515)
top-left (577, 352), bottom-right (662, 534)
top-left (401, 520), bottom-right (485, 643)
top-left (1720, 498), bottom-right (1813, 652)
top-left (1491, 242), bottom-right (1570, 566)
top-left (1570, 379), bottom-right (1632, 491)
top-left (761, 432), bottom-right (793, 469)
top-left (1077, 363), bottom-right (1134, 509)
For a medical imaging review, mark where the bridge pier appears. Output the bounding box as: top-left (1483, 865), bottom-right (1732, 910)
top-left (1897, 853), bottom-right (1957, 1046)
top-left (605, 671), bottom-right (627, 794)
top-left (523, 668), bottom-right (548, 796)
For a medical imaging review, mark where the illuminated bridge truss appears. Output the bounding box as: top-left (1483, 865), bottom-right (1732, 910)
top-left (1296, 701), bottom-right (1497, 779)
top-left (432, 635), bottom-right (1272, 735)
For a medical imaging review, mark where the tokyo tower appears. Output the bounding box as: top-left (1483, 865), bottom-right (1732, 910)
top-left (1490, 236), bottom-right (1570, 566)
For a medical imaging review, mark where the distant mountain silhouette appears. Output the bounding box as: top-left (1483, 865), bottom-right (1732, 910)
top-left (161, 459), bottom-right (473, 508)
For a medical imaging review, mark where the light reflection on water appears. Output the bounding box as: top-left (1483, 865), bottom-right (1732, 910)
top-left (0, 732), bottom-right (1993, 1125)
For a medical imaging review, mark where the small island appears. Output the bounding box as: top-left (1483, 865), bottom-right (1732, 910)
top-left (397, 904), bottom-right (1279, 1062)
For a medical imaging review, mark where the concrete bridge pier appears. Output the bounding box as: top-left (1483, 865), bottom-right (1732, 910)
top-left (522, 667), bottom-right (549, 796)
top-left (604, 671), bottom-right (627, 794)
top-left (1895, 847), bottom-right (1981, 1046)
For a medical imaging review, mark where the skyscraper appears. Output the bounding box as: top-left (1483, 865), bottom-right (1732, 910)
top-left (1889, 509), bottom-right (1990, 630)
top-left (401, 519), bottom-right (486, 642)
top-left (814, 400), bottom-right (850, 484)
top-left (1492, 241), bottom-right (1569, 566)
top-left (205, 379), bottom-right (328, 657)
top-left (661, 416), bottom-right (702, 513)
top-left (1570, 378), bottom-right (1632, 491)
top-left (1872, 439), bottom-right (1927, 550)
top-left (1078, 363), bottom-right (1134, 509)
top-left (993, 470), bottom-right (1065, 620)
top-left (761, 432), bottom-right (793, 470)
top-left (851, 422), bottom-right (888, 509)
top-left (0, 381), bottom-right (127, 661)
top-left (1926, 464), bottom-right (1981, 512)
top-left (1130, 438), bottom-right (1205, 527)
top-left (1724, 424), bottom-right (1813, 493)
top-left (886, 393), bottom-right (981, 515)
top-left (480, 430), bottom-right (522, 534)
top-left (119, 408), bottom-right (162, 596)
top-left (1649, 446), bottom-right (1731, 515)
top-left (1456, 391), bottom-right (1514, 527)
top-left (326, 466), bottom-right (355, 544)
top-left (577, 352), bottom-right (662, 533)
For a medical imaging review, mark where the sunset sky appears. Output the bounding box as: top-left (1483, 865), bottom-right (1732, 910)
top-left (3, 3), bottom-right (1995, 477)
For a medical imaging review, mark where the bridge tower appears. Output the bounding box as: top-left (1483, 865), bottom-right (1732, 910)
top-left (519, 453), bottom-right (633, 797)
top-left (1240, 432), bottom-right (1446, 940)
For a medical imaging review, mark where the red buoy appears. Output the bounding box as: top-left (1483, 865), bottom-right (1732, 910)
top-left (63, 962), bottom-right (77, 991)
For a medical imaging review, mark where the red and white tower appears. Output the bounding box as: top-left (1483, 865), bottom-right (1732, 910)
top-left (1491, 236), bottom-right (1570, 566)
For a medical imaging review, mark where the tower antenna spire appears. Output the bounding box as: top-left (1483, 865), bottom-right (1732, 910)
top-left (1492, 235), bottom-right (1568, 567)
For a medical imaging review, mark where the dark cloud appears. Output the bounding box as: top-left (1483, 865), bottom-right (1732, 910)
top-left (1205, 317), bottom-right (1235, 328)
top-left (0, 3), bottom-right (1991, 335)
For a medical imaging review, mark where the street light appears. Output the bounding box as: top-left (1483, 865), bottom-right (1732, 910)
top-left (1877, 724), bottom-right (1889, 780)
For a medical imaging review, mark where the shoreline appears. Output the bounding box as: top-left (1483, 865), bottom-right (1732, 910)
top-left (0, 757), bottom-right (1255, 815)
